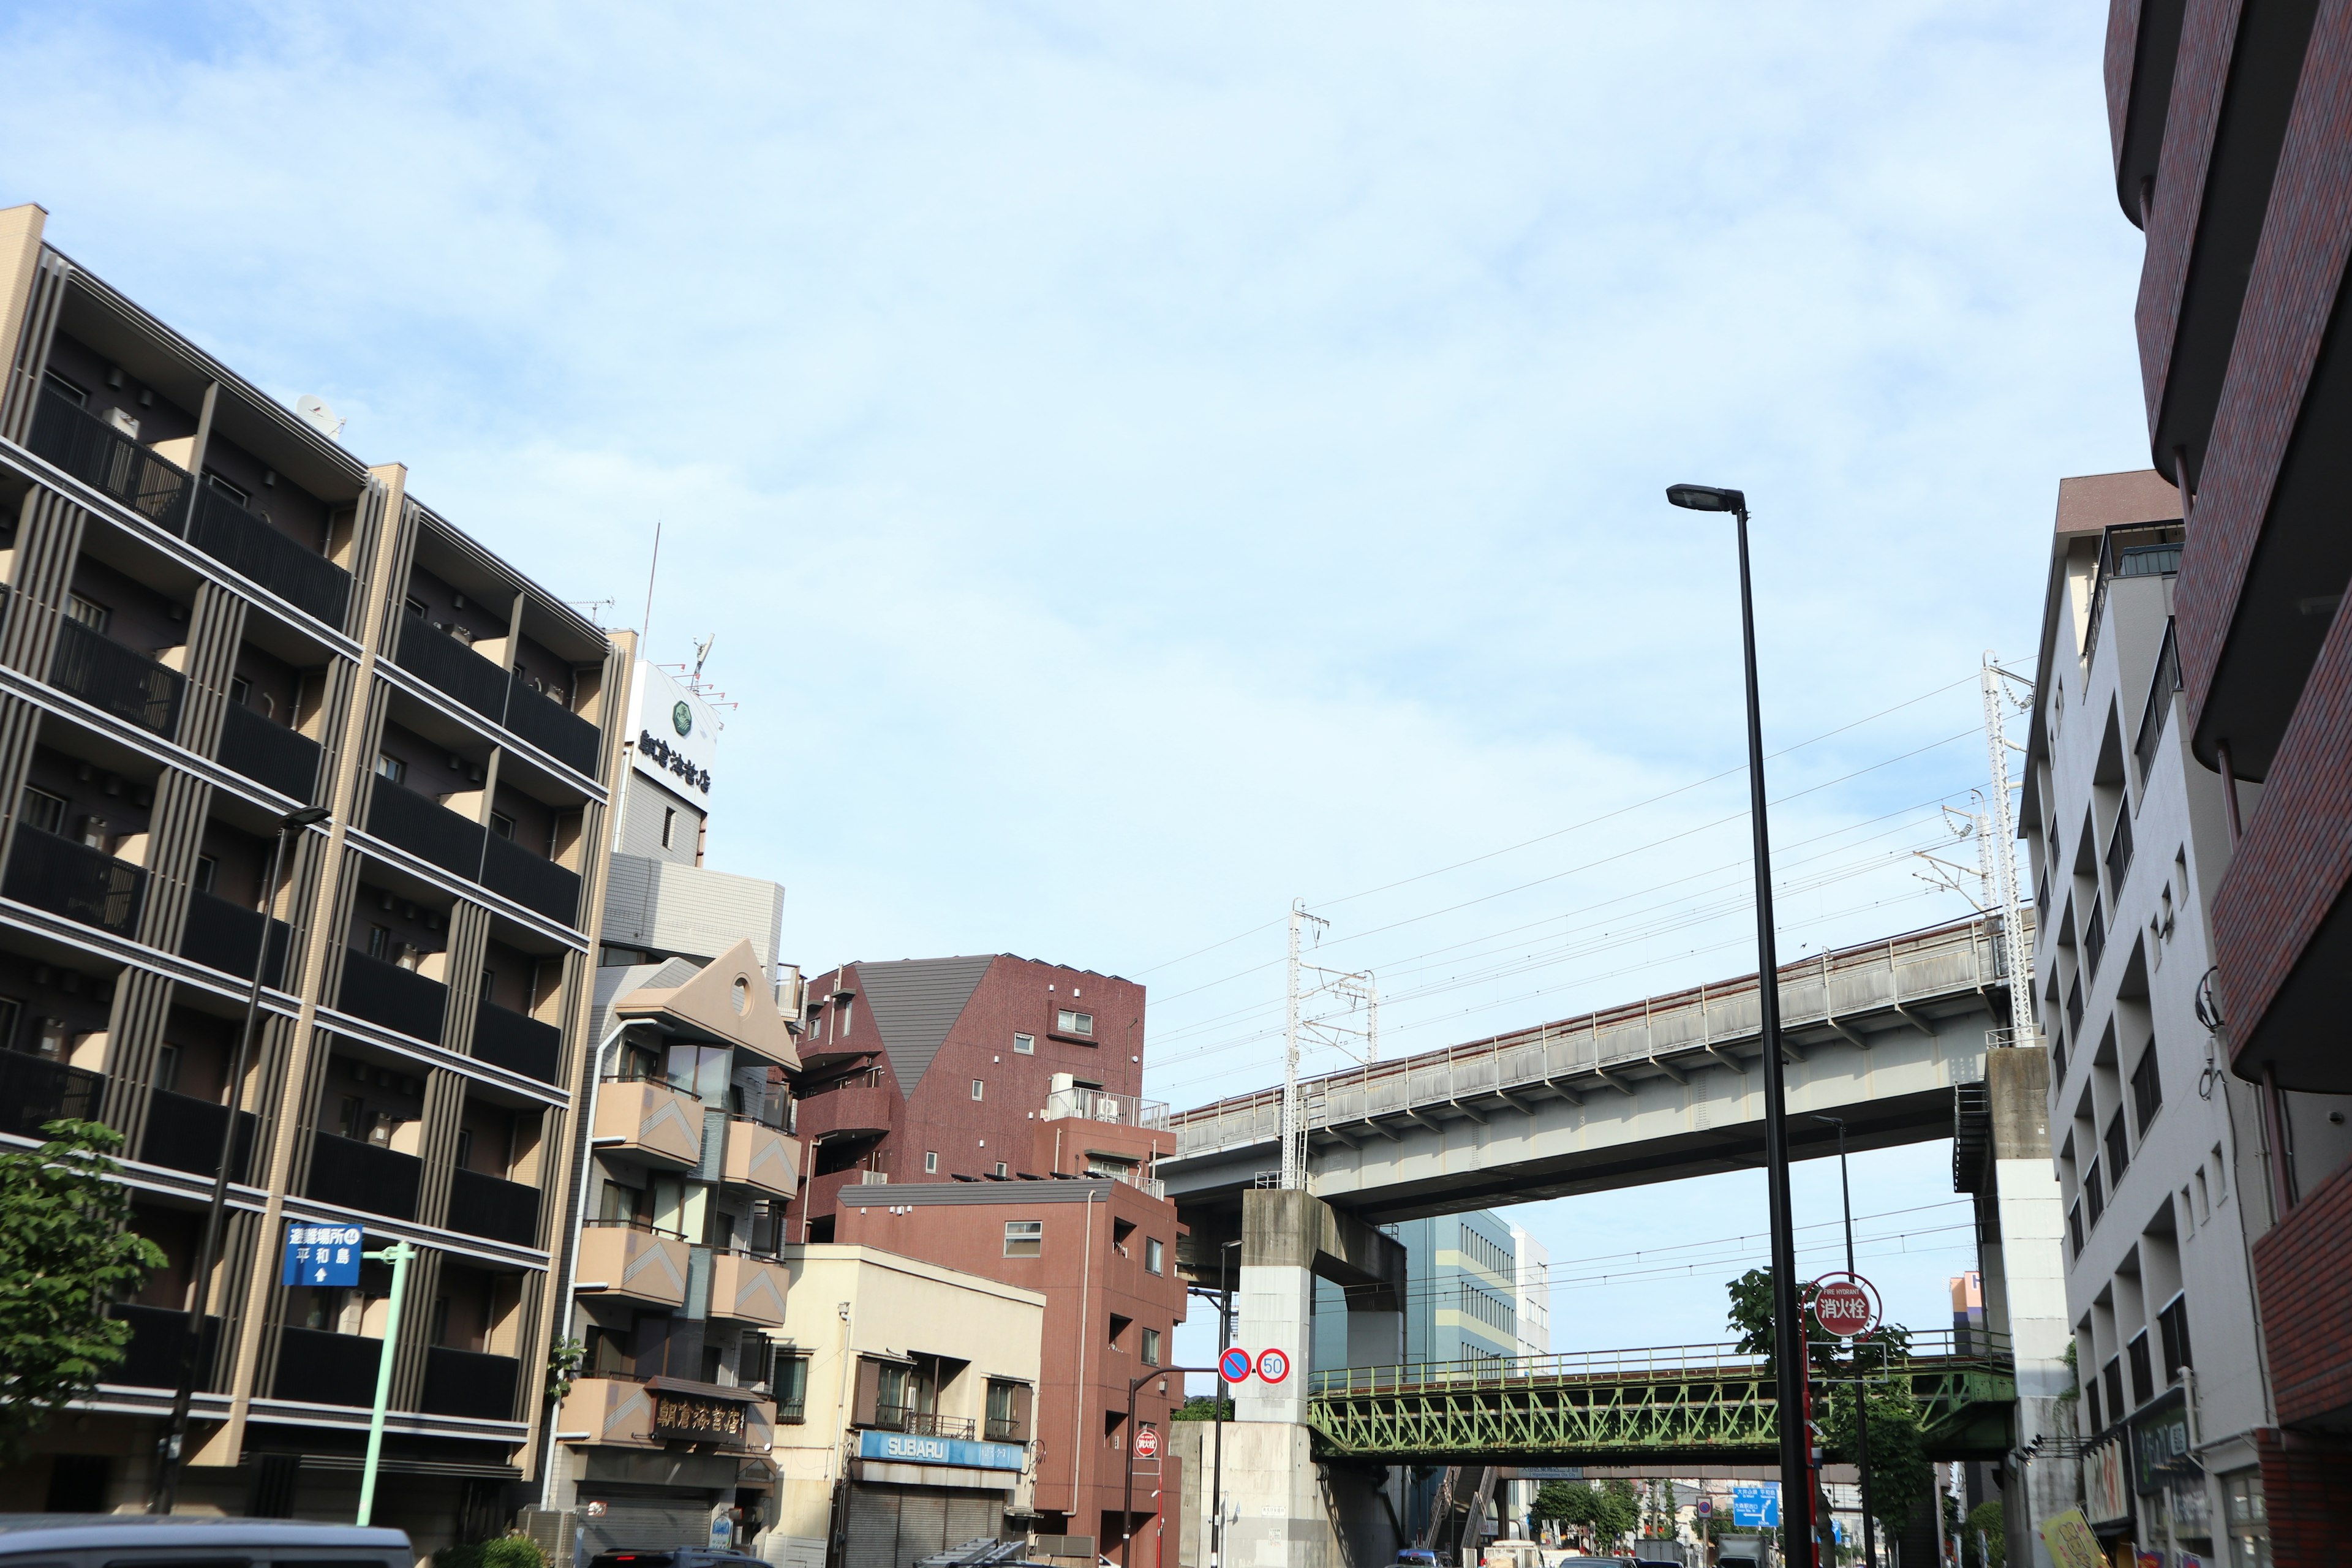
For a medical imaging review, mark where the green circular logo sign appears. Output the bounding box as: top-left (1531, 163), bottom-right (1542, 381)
top-left (671, 701), bottom-right (693, 737)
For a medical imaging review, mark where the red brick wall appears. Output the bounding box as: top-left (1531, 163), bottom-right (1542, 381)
top-left (2131, 0), bottom-right (2242, 430)
top-left (2106, 0), bottom-right (2147, 168)
top-left (2255, 1427), bottom-right (2352, 1568)
top-left (2250, 1155), bottom-right (2352, 1425)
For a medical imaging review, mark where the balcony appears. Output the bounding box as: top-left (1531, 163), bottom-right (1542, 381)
top-left (3, 824), bottom-right (146, 938)
top-left (336, 949), bottom-right (449, 1044)
top-left (472, 998), bottom-right (561, 1084)
top-left (420, 1346), bottom-right (522, 1422)
top-left (217, 701), bottom-right (321, 802)
top-left (107, 1303), bottom-right (221, 1389)
top-left (557, 1375), bottom-right (660, 1449)
top-left (505, 670), bottom-right (601, 776)
top-left (395, 616), bottom-right (508, 723)
top-left (28, 389), bottom-right (190, 527)
top-left (366, 775), bottom-right (487, 883)
top-left (0, 1049), bottom-right (102, 1139)
top-left (2135, 620), bottom-right (2182, 787)
top-left (900, 1412), bottom-right (978, 1439)
top-left (139, 1087), bottom-right (257, 1183)
top-left (272, 1325), bottom-right (381, 1408)
top-left (797, 1074), bottom-right (894, 1139)
top-left (306, 1131), bottom-right (422, 1222)
top-left (481, 831), bottom-right (579, 925)
top-left (1044, 1085), bottom-right (1170, 1130)
top-left (707, 1250), bottom-right (790, 1325)
top-left (185, 484), bottom-right (353, 630)
top-left (573, 1221), bottom-right (690, 1307)
top-left (593, 1076), bottom-right (704, 1167)
top-left (48, 616), bottom-right (184, 739)
top-left (447, 1167), bottom-right (540, 1246)
top-left (721, 1117), bottom-right (799, 1199)
top-left (178, 888), bottom-right (291, 989)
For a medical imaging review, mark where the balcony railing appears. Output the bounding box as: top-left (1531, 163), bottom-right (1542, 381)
top-left (3, 824), bottom-right (147, 937)
top-left (984, 1416), bottom-right (1023, 1443)
top-left (447, 1167), bottom-right (540, 1246)
top-left (139, 1087), bottom-right (257, 1183)
top-left (2082, 522), bottom-right (2186, 673)
top-left (366, 775), bottom-right (488, 883)
top-left (28, 389), bottom-right (191, 527)
top-left (48, 616), bottom-right (184, 739)
top-left (505, 669), bottom-right (601, 775)
top-left (336, 949), bottom-right (449, 1044)
top-left (2135, 619), bottom-right (2181, 787)
top-left (108, 1303), bottom-right (221, 1389)
top-left (480, 831), bottom-right (579, 925)
top-left (0, 1050), bottom-right (104, 1138)
top-left (178, 888), bottom-right (291, 989)
top-left (273, 1325), bottom-right (382, 1408)
top-left (185, 484), bottom-right (353, 630)
top-left (216, 701), bottom-right (321, 802)
top-left (2105, 811), bottom-right (2135, 897)
top-left (900, 1412), bottom-right (976, 1439)
top-left (420, 1346), bottom-right (521, 1421)
top-left (306, 1131), bottom-right (422, 1221)
top-left (396, 616), bottom-right (508, 722)
top-left (472, 999), bottom-right (561, 1084)
top-left (1045, 1085), bottom-right (1170, 1129)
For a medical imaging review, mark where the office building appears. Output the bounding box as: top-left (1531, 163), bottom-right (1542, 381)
top-left (0, 203), bottom-right (627, 1545)
top-left (2100, 6), bottom-right (2352, 1548)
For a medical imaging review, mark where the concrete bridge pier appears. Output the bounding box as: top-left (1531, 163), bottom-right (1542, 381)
top-left (1208, 1189), bottom-right (1407, 1568)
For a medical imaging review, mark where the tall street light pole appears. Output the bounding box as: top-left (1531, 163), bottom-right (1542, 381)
top-left (1664, 483), bottom-right (1811, 1568)
top-left (151, 803), bottom-right (332, 1513)
top-left (1815, 1114), bottom-right (1875, 1568)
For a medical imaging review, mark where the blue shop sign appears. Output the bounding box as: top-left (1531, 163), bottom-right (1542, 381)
top-left (857, 1430), bottom-right (1025, 1472)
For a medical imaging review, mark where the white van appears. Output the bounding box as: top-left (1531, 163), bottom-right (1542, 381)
top-left (0, 1516), bottom-right (413, 1568)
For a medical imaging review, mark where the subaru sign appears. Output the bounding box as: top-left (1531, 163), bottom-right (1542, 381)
top-left (856, 1430), bottom-right (1025, 1472)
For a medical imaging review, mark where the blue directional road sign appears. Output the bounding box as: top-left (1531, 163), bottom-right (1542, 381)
top-left (282, 1221), bottom-right (365, 1286)
top-left (1731, 1485), bottom-right (1781, 1529)
top-left (1219, 1347), bottom-right (1253, 1383)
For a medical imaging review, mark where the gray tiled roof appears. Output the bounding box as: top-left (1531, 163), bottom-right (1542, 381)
top-left (853, 954), bottom-right (997, 1092)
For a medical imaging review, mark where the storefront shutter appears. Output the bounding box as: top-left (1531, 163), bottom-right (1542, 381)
top-left (897, 1489), bottom-right (949, 1561)
top-left (944, 1493), bottom-right (1005, 1547)
top-left (581, 1497), bottom-right (712, 1554)
top-left (843, 1486), bottom-right (902, 1568)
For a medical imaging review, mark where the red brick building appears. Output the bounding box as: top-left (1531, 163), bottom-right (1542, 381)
top-left (2103, 0), bottom-right (2352, 1551)
top-left (790, 955), bottom-right (1186, 1556)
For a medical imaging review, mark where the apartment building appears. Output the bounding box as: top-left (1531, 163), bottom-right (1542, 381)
top-left (2018, 470), bottom-right (2335, 1563)
top-left (0, 204), bottom-right (626, 1542)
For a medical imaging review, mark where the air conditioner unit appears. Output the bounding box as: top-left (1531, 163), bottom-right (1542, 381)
top-left (105, 408), bottom-right (140, 439)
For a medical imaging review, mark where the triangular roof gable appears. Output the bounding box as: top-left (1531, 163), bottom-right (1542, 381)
top-left (615, 938), bottom-right (800, 1068)
top-left (853, 954), bottom-right (997, 1093)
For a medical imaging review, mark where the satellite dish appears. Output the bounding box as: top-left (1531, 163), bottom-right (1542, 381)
top-left (295, 394), bottom-right (346, 440)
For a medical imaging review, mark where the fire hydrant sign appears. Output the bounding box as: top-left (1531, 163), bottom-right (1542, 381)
top-left (1810, 1272), bottom-right (1880, 1338)
top-left (282, 1221), bottom-right (364, 1286)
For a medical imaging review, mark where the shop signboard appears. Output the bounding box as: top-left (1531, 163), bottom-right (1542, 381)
top-left (2084, 1435), bottom-right (2132, 1525)
top-left (651, 1389), bottom-right (749, 1445)
top-left (2130, 1387), bottom-right (2198, 1496)
top-left (856, 1429), bottom-right (1026, 1471)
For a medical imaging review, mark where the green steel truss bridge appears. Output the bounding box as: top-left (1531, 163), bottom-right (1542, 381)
top-left (1305, 1332), bottom-right (2015, 1466)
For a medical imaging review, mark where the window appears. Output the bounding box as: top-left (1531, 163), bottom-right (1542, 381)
top-left (2127, 1330), bottom-right (2154, 1408)
top-left (207, 473), bottom-right (251, 506)
top-left (405, 595), bottom-right (428, 619)
top-left (924, 1152), bottom-right (938, 1174)
top-left (66, 594), bottom-right (110, 633)
top-left (1013, 1033), bottom-right (1035, 1055)
top-left (1142, 1327), bottom-right (1162, 1366)
top-left (1145, 1237), bottom-right (1164, 1275)
top-left (994, 1161), bottom-right (1009, 1178)
top-left (2105, 1110), bottom-right (2130, 1183)
top-left (2085, 1163), bottom-right (2104, 1226)
top-left (1057, 1009), bottom-right (1094, 1036)
top-left (489, 812), bottom-right (514, 840)
top-left (337, 1095), bottom-right (366, 1141)
top-left (971, 1079), bottom-right (984, 1101)
top-left (1108, 1312), bottom-right (1131, 1349)
top-left (1004, 1220), bottom-right (1042, 1257)
top-left (986, 1379), bottom-right (1029, 1442)
top-left (2101, 1357), bottom-right (2125, 1427)
top-left (874, 1362), bottom-right (911, 1430)
top-left (2224, 1471), bottom-right (2270, 1568)
top-left (367, 924), bottom-right (391, 960)
top-left (2132, 1045), bottom-right (2164, 1134)
top-left (775, 1352), bottom-right (810, 1423)
top-left (2067, 1202), bottom-right (2084, 1258)
top-left (661, 807), bottom-right (676, 848)
top-left (375, 753), bottom-right (406, 785)
top-left (454, 1128), bottom-right (475, 1171)
top-left (18, 786), bottom-right (65, 837)
top-left (2158, 1294), bottom-right (2193, 1383)
top-left (155, 1043), bottom-right (182, 1093)
top-left (42, 371), bottom-right (86, 407)
top-left (193, 854), bottom-right (217, 894)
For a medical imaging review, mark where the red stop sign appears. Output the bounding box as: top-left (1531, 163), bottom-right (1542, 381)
top-left (1133, 1424), bottom-right (1159, 1459)
top-left (1811, 1275), bottom-right (1879, 1338)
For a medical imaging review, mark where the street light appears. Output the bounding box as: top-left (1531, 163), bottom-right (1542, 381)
top-left (1664, 482), bottom-right (1811, 1568)
top-left (1124, 1366), bottom-right (1218, 1568)
top-left (150, 803), bottom-right (332, 1514)
top-left (1214, 1238), bottom-right (1240, 1568)
top-left (1814, 1114), bottom-right (1875, 1568)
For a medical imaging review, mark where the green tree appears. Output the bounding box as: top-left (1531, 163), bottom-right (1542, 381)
top-left (0, 1121), bottom-right (165, 1458)
top-left (1534, 1480), bottom-right (1641, 1550)
top-left (1173, 1394), bottom-right (1233, 1420)
top-left (1964, 1502), bottom-right (2005, 1568)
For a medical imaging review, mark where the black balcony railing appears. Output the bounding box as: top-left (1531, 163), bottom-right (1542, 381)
top-left (336, 949), bottom-right (449, 1044)
top-left (366, 775), bottom-right (488, 883)
top-left (305, 1131), bottom-right (422, 1221)
top-left (139, 1087), bottom-right (257, 1183)
top-left (48, 616), bottom-right (184, 739)
top-left (28, 389), bottom-right (192, 527)
top-left (178, 888), bottom-right (292, 989)
top-left (186, 484), bottom-right (353, 630)
top-left (420, 1346), bottom-right (521, 1421)
top-left (447, 1168), bottom-right (541, 1246)
top-left (480, 832), bottom-right (579, 925)
top-left (3, 824), bottom-right (147, 937)
top-left (504, 671), bottom-right (601, 775)
top-left (108, 1303), bottom-right (222, 1389)
top-left (0, 1050), bottom-right (104, 1138)
top-left (273, 1325), bottom-right (383, 1408)
top-left (984, 1416), bottom-right (1023, 1443)
top-left (217, 701), bottom-right (322, 802)
top-left (472, 1000), bottom-right (561, 1084)
top-left (2135, 619), bottom-right (2182, 787)
top-left (396, 616), bottom-right (509, 722)
top-left (902, 1412), bottom-right (976, 1439)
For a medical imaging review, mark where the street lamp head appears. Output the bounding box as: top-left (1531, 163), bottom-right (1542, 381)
top-left (280, 805), bottom-right (332, 830)
top-left (1665, 483), bottom-right (1747, 514)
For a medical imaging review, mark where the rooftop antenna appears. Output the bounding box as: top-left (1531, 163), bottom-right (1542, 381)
top-left (293, 394), bottom-right (345, 440)
top-left (639, 518), bottom-right (662, 657)
top-left (692, 633), bottom-right (715, 680)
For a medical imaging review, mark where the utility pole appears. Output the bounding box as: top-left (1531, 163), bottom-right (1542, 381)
top-left (1981, 652), bottom-right (2035, 1045)
top-left (1281, 902), bottom-right (1315, 1190)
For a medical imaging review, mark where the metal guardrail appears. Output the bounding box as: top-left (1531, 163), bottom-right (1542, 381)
top-left (1306, 1329), bottom-right (2011, 1396)
top-left (1171, 916), bottom-right (2013, 1158)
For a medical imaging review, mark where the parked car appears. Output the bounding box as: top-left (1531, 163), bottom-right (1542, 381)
top-left (0, 1517), bottom-right (410, 1568)
top-left (1484, 1541), bottom-right (1547, 1568)
top-left (1396, 1551), bottom-right (1441, 1566)
top-left (588, 1554), bottom-right (766, 1568)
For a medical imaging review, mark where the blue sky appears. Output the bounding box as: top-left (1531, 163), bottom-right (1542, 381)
top-left (2, 1), bottom-right (2146, 1356)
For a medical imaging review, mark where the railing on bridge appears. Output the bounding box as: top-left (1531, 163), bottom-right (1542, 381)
top-left (1306, 1329), bottom-right (2009, 1396)
top-left (1171, 916), bottom-right (2016, 1159)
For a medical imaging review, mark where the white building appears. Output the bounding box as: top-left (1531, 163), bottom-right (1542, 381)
top-left (1507, 1223), bottom-right (1551, 1360)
